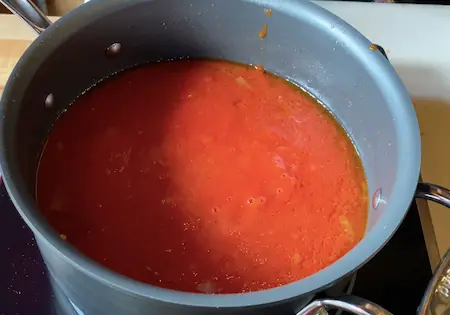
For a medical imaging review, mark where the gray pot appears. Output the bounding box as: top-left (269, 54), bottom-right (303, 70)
top-left (1, 0), bottom-right (449, 314)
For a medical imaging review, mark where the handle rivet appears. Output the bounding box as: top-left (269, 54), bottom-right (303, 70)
top-left (44, 93), bottom-right (54, 108)
top-left (105, 43), bottom-right (122, 58)
top-left (372, 188), bottom-right (382, 210)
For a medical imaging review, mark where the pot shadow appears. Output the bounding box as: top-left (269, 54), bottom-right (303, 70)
top-left (36, 60), bottom-right (274, 296)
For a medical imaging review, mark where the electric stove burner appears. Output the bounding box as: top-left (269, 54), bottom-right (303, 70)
top-left (0, 183), bottom-right (432, 315)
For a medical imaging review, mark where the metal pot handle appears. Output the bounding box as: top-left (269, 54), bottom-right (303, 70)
top-left (415, 182), bottom-right (450, 315)
top-left (296, 295), bottom-right (392, 315)
top-left (0, 0), bottom-right (51, 34)
top-left (296, 182), bottom-right (450, 315)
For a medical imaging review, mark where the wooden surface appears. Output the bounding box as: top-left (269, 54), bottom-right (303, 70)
top-left (0, 15), bottom-right (58, 93)
top-left (46, 0), bottom-right (83, 16)
top-left (1, 0), bottom-right (81, 15)
top-left (0, 40), bottom-right (30, 93)
top-left (0, 4), bottom-right (10, 14)
top-left (2, 2), bottom-right (450, 270)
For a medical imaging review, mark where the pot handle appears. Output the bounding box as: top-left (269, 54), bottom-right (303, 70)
top-left (296, 295), bottom-right (392, 315)
top-left (415, 182), bottom-right (450, 315)
top-left (0, 0), bottom-right (52, 34)
top-left (416, 182), bottom-right (450, 208)
top-left (296, 182), bottom-right (450, 315)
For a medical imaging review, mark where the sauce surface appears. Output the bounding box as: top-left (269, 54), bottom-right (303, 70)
top-left (36, 60), bottom-right (367, 294)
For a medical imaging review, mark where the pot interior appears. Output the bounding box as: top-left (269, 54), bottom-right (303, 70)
top-left (1, 0), bottom-right (419, 298)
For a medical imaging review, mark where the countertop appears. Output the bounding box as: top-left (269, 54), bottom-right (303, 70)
top-left (1, 1), bottom-right (450, 270)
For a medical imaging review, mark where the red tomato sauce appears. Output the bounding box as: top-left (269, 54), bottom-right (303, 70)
top-left (36, 60), bottom-right (368, 294)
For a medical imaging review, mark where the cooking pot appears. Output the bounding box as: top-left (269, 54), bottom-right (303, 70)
top-left (2, 0), bottom-right (450, 314)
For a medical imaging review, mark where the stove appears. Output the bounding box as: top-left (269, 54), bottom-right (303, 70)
top-left (0, 181), bottom-right (432, 315)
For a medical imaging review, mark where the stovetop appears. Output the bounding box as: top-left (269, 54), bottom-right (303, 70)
top-left (0, 181), bottom-right (432, 315)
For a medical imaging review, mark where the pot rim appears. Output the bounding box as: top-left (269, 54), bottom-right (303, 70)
top-left (0, 0), bottom-right (421, 308)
